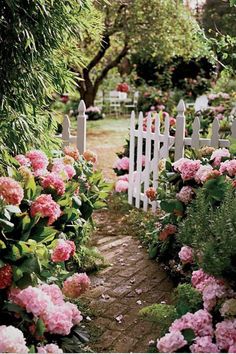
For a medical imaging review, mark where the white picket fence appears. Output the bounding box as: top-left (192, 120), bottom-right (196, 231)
top-left (128, 99), bottom-right (236, 212)
top-left (58, 100), bottom-right (87, 153)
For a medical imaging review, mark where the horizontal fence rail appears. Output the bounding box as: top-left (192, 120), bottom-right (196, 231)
top-left (128, 99), bottom-right (236, 212)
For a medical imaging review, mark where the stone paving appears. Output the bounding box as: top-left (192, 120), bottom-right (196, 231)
top-left (81, 208), bottom-right (173, 353)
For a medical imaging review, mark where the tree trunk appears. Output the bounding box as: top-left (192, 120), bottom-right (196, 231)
top-left (81, 88), bottom-right (97, 107)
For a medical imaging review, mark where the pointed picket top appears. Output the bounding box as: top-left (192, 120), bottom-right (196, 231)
top-left (138, 111), bottom-right (144, 128)
top-left (191, 116), bottom-right (201, 149)
top-left (147, 111), bottom-right (152, 132)
top-left (231, 119), bottom-right (236, 139)
top-left (78, 100), bottom-right (86, 115)
top-left (211, 118), bottom-right (220, 147)
top-left (177, 99), bottom-right (186, 114)
top-left (62, 114), bottom-right (70, 131)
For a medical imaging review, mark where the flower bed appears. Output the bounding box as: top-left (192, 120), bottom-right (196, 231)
top-left (135, 146), bottom-right (236, 352)
top-left (0, 147), bottom-right (109, 352)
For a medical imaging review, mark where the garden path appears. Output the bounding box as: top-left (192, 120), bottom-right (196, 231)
top-left (82, 117), bottom-right (173, 352)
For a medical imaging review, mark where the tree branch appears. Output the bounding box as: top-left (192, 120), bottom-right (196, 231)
top-left (93, 42), bottom-right (130, 92)
top-left (86, 33), bottom-right (110, 72)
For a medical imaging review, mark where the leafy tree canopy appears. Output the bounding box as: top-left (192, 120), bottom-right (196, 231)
top-left (76, 0), bottom-right (209, 106)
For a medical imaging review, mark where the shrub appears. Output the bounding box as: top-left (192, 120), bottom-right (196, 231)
top-left (179, 187), bottom-right (236, 282)
top-left (174, 284), bottom-right (203, 316)
top-left (139, 304), bottom-right (178, 335)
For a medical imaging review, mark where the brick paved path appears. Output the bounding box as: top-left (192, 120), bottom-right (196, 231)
top-left (81, 208), bottom-right (173, 353)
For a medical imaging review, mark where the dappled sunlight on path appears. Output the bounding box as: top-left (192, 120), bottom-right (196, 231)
top-left (87, 117), bottom-right (130, 181)
top-left (81, 118), bottom-right (174, 352)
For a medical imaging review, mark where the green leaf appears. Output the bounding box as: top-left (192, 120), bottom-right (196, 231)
top-left (149, 244), bottom-right (158, 259)
top-left (0, 218), bottom-right (14, 232)
top-left (35, 318), bottom-right (46, 337)
top-left (182, 328), bottom-right (195, 343)
top-left (6, 205), bottom-right (21, 214)
top-left (13, 266), bottom-right (24, 281)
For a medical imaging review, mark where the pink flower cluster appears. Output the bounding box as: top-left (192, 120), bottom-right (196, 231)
top-left (37, 344), bottom-right (63, 354)
top-left (10, 284), bottom-right (83, 336)
top-left (195, 165), bottom-right (213, 184)
top-left (52, 160), bottom-right (76, 180)
top-left (215, 319), bottom-right (236, 351)
top-left (63, 273), bottom-right (90, 299)
top-left (157, 330), bottom-right (187, 353)
top-left (26, 150), bottom-right (49, 176)
top-left (115, 178), bottom-right (129, 193)
top-left (30, 194), bottom-right (61, 225)
top-left (64, 146), bottom-right (79, 161)
top-left (210, 148), bottom-right (230, 166)
top-left (0, 177), bottom-right (24, 205)
top-left (114, 157), bottom-right (130, 171)
top-left (15, 154), bottom-right (30, 166)
top-left (170, 309), bottom-right (213, 337)
top-left (192, 269), bottom-right (227, 310)
top-left (41, 173), bottom-right (65, 195)
top-left (173, 158), bottom-right (201, 181)
top-left (220, 159), bottom-right (236, 177)
top-left (190, 336), bottom-right (219, 353)
top-left (0, 325), bottom-right (28, 353)
top-left (176, 186), bottom-right (194, 204)
top-left (178, 246), bottom-right (194, 264)
top-left (51, 239), bottom-right (76, 262)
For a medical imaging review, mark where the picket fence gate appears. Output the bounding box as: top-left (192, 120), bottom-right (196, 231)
top-left (128, 99), bottom-right (236, 212)
top-left (58, 100), bottom-right (87, 153)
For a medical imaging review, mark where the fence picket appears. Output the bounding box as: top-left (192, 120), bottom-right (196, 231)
top-left (160, 114), bottom-right (170, 159)
top-left (62, 115), bottom-right (71, 148)
top-left (152, 113), bottom-right (161, 212)
top-left (128, 111), bottom-right (136, 205)
top-left (127, 98), bottom-right (235, 212)
top-left (191, 116), bottom-right (201, 149)
top-left (211, 118), bottom-right (220, 147)
top-left (143, 112), bottom-right (152, 211)
top-left (231, 120), bottom-right (236, 139)
top-left (135, 112), bottom-right (144, 208)
top-left (174, 99), bottom-right (186, 161)
top-left (77, 100), bottom-right (87, 153)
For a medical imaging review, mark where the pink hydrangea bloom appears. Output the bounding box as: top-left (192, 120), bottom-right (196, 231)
top-left (30, 194), bottom-right (61, 225)
top-left (173, 158), bottom-right (189, 171)
top-left (157, 331), bottom-right (187, 353)
top-left (26, 150), bottom-right (49, 173)
top-left (42, 305), bottom-right (74, 336)
top-left (195, 165), bottom-right (213, 183)
top-left (0, 177), bottom-right (24, 205)
top-left (37, 344), bottom-right (63, 354)
top-left (118, 174), bottom-right (129, 182)
top-left (63, 273), bottom-right (90, 299)
top-left (210, 148), bottom-right (230, 166)
top-left (15, 154), bottom-right (30, 166)
top-left (179, 160), bottom-right (201, 181)
top-left (219, 159), bottom-right (236, 177)
top-left (51, 239), bottom-right (76, 262)
top-left (114, 157), bottom-right (130, 171)
top-left (190, 336), bottom-right (219, 353)
top-left (38, 284), bottom-right (64, 305)
top-left (64, 146), bottom-right (79, 160)
top-left (229, 344), bottom-right (236, 353)
top-left (41, 173), bottom-right (65, 195)
top-left (16, 286), bottom-right (51, 316)
top-left (63, 302), bottom-right (83, 325)
top-left (191, 269), bottom-right (216, 292)
top-left (202, 282), bottom-right (227, 311)
top-left (83, 150), bottom-right (97, 164)
top-left (178, 246), bottom-right (194, 264)
top-left (0, 325), bottom-right (28, 353)
top-left (215, 319), bottom-right (236, 350)
top-left (176, 186), bottom-right (194, 204)
top-left (52, 161), bottom-right (75, 180)
top-left (170, 309), bottom-right (213, 337)
top-left (115, 179), bottom-right (129, 193)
